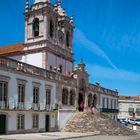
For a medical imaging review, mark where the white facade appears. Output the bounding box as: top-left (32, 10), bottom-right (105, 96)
top-left (0, 0), bottom-right (119, 135)
top-left (100, 94), bottom-right (118, 109)
top-left (47, 52), bottom-right (72, 73)
top-left (0, 67), bottom-right (57, 134)
top-left (118, 97), bottom-right (140, 119)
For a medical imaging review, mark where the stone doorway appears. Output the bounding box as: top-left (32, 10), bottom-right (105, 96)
top-left (78, 93), bottom-right (84, 111)
top-left (0, 114), bottom-right (6, 135)
top-left (45, 115), bottom-right (50, 132)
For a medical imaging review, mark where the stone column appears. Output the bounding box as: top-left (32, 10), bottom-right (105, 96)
top-left (84, 93), bottom-right (88, 111)
top-left (75, 89), bottom-right (79, 110)
top-left (56, 81), bottom-right (62, 109)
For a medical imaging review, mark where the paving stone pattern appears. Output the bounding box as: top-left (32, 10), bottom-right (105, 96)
top-left (62, 111), bottom-right (138, 136)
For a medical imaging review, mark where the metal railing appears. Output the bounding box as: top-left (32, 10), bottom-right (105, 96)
top-left (0, 101), bottom-right (9, 109)
top-left (101, 108), bottom-right (119, 113)
top-left (89, 84), bottom-right (118, 96)
top-left (0, 100), bottom-right (58, 111)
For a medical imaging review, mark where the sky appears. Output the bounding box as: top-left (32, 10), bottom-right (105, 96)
top-left (0, 0), bottom-right (140, 96)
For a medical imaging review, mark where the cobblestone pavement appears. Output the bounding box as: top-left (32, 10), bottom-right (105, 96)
top-left (0, 133), bottom-right (140, 140)
top-left (0, 132), bottom-right (99, 140)
top-left (68, 135), bottom-right (140, 140)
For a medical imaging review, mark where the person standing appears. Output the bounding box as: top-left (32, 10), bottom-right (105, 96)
top-left (80, 101), bottom-right (84, 112)
top-left (90, 103), bottom-right (94, 113)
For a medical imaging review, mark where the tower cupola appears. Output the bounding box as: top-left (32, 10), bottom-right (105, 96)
top-left (34, 0), bottom-right (50, 3)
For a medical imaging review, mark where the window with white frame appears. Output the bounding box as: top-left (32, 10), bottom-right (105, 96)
top-left (62, 88), bottom-right (68, 105)
top-left (33, 114), bottom-right (39, 128)
top-left (107, 98), bottom-right (109, 108)
top-left (111, 99), bottom-right (113, 109)
top-left (17, 114), bottom-right (24, 129)
top-left (33, 87), bottom-right (39, 104)
top-left (46, 89), bottom-right (51, 105)
top-left (0, 81), bottom-right (8, 102)
top-left (49, 19), bottom-right (54, 38)
top-left (18, 84), bottom-right (25, 103)
top-left (114, 99), bottom-right (116, 109)
top-left (102, 97), bottom-right (105, 108)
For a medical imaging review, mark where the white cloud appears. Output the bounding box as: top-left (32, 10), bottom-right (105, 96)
top-left (87, 64), bottom-right (140, 82)
top-left (74, 28), bottom-right (120, 72)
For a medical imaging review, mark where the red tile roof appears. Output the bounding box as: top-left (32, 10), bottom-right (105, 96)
top-left (0, 43), bottom-right (25, 56)
top-left (119, 96), bottom-right (140, 101)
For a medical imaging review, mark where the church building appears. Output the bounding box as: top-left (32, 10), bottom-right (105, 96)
top-left (0, 0), bottom-right (118, 134)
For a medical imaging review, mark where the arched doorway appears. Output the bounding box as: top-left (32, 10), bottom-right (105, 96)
top-left (45, 115), bottom-right (50, 132)
top-left (88, 94), bottom-right (92, 107)
top-left (0, 114), bottom-right (6, 135)
top-left (93, 94), bottom-right (97, 108)
top-left (78, 93), bottom-right (84, 111)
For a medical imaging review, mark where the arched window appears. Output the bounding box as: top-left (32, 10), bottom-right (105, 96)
top-left (70, 90), bottom-right (75, 106)
top-left (33, 18), bottom-right (39, 37)
top-left (49, 20), bottom-right (54, 38)
top-left (66, 31), bottom-right (70, 47)
top-left (88, 94), bottom-right (92, 107)
top-left (62, 88), bottom-right (68, 105)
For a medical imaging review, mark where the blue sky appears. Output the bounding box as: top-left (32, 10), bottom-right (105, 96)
top-left (0, 0), bottom-right (140, 96)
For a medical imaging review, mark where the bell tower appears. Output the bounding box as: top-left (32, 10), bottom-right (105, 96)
top-left (24, 0), bottom-right (74, 74)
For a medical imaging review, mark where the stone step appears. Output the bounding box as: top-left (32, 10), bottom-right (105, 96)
top-left (61, 111), bottom-right (138, 136)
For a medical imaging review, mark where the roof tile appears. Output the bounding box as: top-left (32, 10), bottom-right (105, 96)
top-left (0, 43), bottom-right (25, 56)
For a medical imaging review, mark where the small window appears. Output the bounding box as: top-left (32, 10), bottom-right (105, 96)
top-left (62, 88), bottom-right (68, 105)
top-left (102, 97), bottom-right (105, 108)
top-left (33, 87), bottom-right (39, 104)
top-left (0, 81), bottom-right (8, 102)
top-left (107, 98), bottom-right (109, 108)
top-left (111, 99), bottom-right (113, 109)
top-left (114, 99), bottom-right (116, 109)
top-left (49, 20), bottom-right (54, 38)
top-left (33, 114), bottom-right (39, 128)
top-left (17, 114), bottom-right (24, 129)
top-left (66, 31), bottom-right (70, 47)
top-left (33, 18), bottom-right (39, 37)
top-left (18, 84), bottom-right (25, 103)
top-left (46, 89), bottom-right (51, 105)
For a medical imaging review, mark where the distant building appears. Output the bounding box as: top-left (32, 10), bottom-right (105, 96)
top-left (118, 96), bottom-right (140, 119)
top-left (0, 0), bottom-right (118, 135)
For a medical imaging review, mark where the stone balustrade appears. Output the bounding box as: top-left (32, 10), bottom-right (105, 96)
top-left (0, 100), bottom-right (58, 111)
top-left (89, 84), bottom-right (118, 96)
top-left (0, 57), bottom-right (76, 87)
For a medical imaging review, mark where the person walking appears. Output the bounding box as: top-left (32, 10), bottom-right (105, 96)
top-left (80, 101), bottom-right (84, 112)
top-left (90, 103), bottom-right (94, 114)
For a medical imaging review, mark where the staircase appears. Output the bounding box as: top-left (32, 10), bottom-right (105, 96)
top-left (62, 111), bottom-right (138, 136)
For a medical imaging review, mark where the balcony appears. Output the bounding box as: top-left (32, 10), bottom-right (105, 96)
top-left (0, 57), bottom-right (77, 87)
top-left (0, 101), bottom-right (9, 109)
top-left (17, 102), bottom-right (25, 110)
top-left (101, 108), bottom-right (119, 113)
top-left (32, 103), bottom-right (40, 110)
top-left (0, 100), bottom-right (58, 111)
